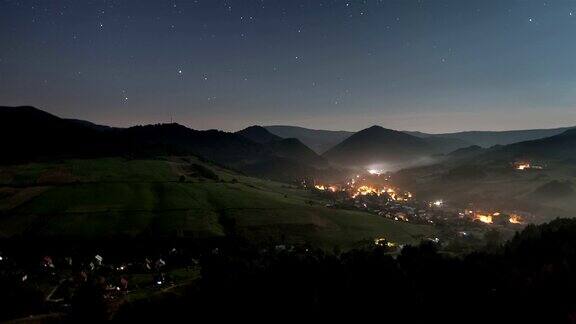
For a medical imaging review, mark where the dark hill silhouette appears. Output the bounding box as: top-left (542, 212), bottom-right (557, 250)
top-left (407, 126), bottom-right (574, 147)
top-left (236, 125), bottom-right (282, 144)
top-left (65, 118), bottom-right (116, 132)
top-left (0, 106), bottom-right (332, 182)
top-left (120, 123), bottom-right (268, 164)
top-left (265, 125), bottom-right (574, 157)
top-left (266, 138), bottom-right (326, 166)
top-left (473, 128), bottom-right (576, 163)
top-left (499, 128), bottom-right (576, 160)
top-left (322, 125), bottom-right (433, 167)
top-left (419, 136), bottom-right (472, 154)
top-left (234, 126), bottom-right (329, 177)
top-left (435, 128), bottom-right (576, 167)
top-left (0, 106), bottom-right (266, 165)
top-left (0, 106), bottom-right (120, 163)
top-left (264, 125), bottom-right (353, 154)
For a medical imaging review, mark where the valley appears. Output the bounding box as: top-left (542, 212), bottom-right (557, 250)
top-left (5, 2), bottom-right (576, 320)
top-left (1, 106), bottom-right (575, 322)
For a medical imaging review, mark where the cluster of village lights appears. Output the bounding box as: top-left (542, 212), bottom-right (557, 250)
top-left (315, 170), bottom-right (526, 226)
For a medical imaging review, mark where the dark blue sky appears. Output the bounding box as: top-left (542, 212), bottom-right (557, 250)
top-left (1, 0), bottom-right (575, 132)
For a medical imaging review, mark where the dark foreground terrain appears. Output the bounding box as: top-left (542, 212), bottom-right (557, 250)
top-left (3, 218), bottom-right (576, 323)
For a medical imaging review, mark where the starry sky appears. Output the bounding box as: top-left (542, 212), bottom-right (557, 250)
top-left (1, 0), bottom-right (576, 133)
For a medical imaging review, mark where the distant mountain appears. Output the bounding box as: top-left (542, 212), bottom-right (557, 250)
top-left (264, 125), bottom-right (353, 154)
top-left (265, 125), bottom-right (473, 155)
top-left (266, 138), bottom-right (326, 166)
top-left (419, 136), bottom-right (472, 154)
top-left (436, 129), bottom-right (576, 167)
top-left (323, 125), bottom-right (434, 168)
top-left (490, 128), bottom-right (576, 161)
top-left (407, 127), bottom-right (574, 148)
top-left (264, 125), bottom-right (574, 155)
top-left (236, 125), bottom-right (282, 144)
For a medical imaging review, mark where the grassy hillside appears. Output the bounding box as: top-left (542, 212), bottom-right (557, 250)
top-left (0, 157), bottom-right (435, 248)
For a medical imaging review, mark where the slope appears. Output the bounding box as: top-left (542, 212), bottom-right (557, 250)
top-left (0, 157), bottom-right (435, 248)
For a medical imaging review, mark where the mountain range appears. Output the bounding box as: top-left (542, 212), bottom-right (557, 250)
top-left (482, 127), bottom-right (576, 162)
top-left (2, 106), bottom-right (574, 176)
top-left (437, 128), bottom-right (576, 165)
top-left (406, 127), bottom-right (573, 148)
top-left (266, 125), bottom-right (574, 154)
top-left (0, 107), bottom-right (331, 182)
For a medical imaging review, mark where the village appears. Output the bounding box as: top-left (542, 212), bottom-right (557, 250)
top-left (307, 166), bottom-right (530, 248)
top-left (0, 245), bottom-right (202, 318)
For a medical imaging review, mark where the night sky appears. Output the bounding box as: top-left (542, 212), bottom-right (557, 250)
top-left (1, 0), bottom-right (575, 133)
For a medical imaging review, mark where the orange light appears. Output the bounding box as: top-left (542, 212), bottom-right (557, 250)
top-left (475, 214), bottom-right (493, 224)
top-left (516, 163), bottom-right (530, 170)
top-left (509, 214), bottom-right (523, 224)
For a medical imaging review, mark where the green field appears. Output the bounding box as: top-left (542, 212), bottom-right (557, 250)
top-left (0, 157), bottom-right (435, 248)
